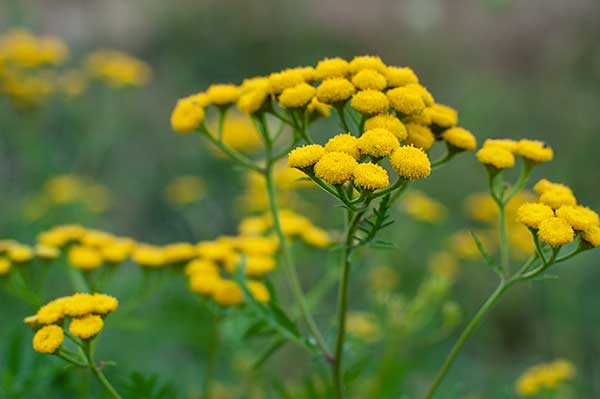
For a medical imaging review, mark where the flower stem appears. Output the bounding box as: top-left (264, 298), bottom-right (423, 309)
top-left (83, 341), bottom-right (122, 399)
top-left (203, 316), bottom-right (220, 399)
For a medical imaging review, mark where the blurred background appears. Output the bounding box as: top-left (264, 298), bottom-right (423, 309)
top-left (1, 0), bottom-right (599, 398)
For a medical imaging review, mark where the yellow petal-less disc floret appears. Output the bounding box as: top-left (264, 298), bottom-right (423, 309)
top-left (237, 89), bottom-right (268, 114)
top-left (278, 83), bottom-right (316, 108)
top-left (325, 133), bottom-right (360, 159)
top-left (405, 123), bottom-right (435, 150)
top-left (7, 244), bottom-right (34, 263)
top-left (350, 90), bottom-right (389, 115)
top-left (387, 86), bottom-right (426, 115)
top-left (69, 315), bottom-right (104, 340)
top-left (314, 57), bottom-right (350, 80)
top-left (539, 187), bottom-right (577, 210)
top-left (190, 274), bottom-right (221, 296)
top-left (68, 245), bottom-right (102, 270)
top-left (307, 97), bottom-right (332, 117)
top-left (206, 84), bottom-right (241, 105)
top-left (268, 69), bottom-right (306, 94)
top-left (357, 128), bottom-right (400, 158)
top-left (351, 69), bottom-right (387, 90)
top-left (349, 55), bottom-right (387, 74)
top-left (390, 146), bottom-right (431, 180)
top-left (582, 225), bottom-right (600, 247)
top-left (132, 244), bottom-right (165, 267)
top-left (476, 146), bottom-right (515, 169)
top-left (247, 280), bottom-right (270, 303)
top-left (406, 84), bottom-right (435, 106)
top-left (301, 227), bottom-right (332, 248)
top-left (185, 258), bottom-right (220, 277)
top-left (314, 152), bottom-right (358, 185)
top-left (63, 293), bottom-right (95, 317)
top-left (287, 144), bottom-right (326, 168)
top-left (385, 66), bottom-right (419, 87)
top-left (0, 258), bottom-right (11, 275)
top-left (33, 325), bottom-right (63, 354)
top-left (537, 217), bottom-right (574, 247)
top-left (364, 114), bottom-right (407, 141)
top-left (442, 127), bottom-right (477, 151)
top-left (516, 203), bottom-right (555, 229)
top-left (162, 242), bottom-right (197, 264)
top-left (213, 279), bottom-right (244, 306)
top-left (353, 163), bottom-right (390, 190)
top-left (316, 78), bottom-right (356, 104)
top-left (171, 98), bottom-right (205, 133)
top-left (516, 139), bottom-right (554, 163)
top-left (483, 139), bottom-right (518, 153)
top-left (556, 205), bottom-right (599, 230)
top-left (36, 297), bottom-right (69, 324)
top-left (92, 293), bottom-right (119, 315)
top-left (35, 244), bottom-right (60, 260)
top-left (427, 104), bottom-right (458, 128)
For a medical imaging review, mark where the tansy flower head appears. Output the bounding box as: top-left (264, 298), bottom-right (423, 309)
top-left (385, 66), bottom-right (419, 87)
top-left (314, 57), bottom-right (350, 80)
top-left (349, 55), bottom-right (387, 74)
top-left (405, 123), bottom-right (435, 150)
top-left (516, 203), bottom-right (555, 229)
top-left (0, 258), bottom-right (11, 275)
top-left (196, 240), bottom-right (234, 263)
top-left (190, 274), bottom-right (222, 296)
top-left (213, 279), bottom-right (244, 306)
top-left (268, 69), bottom-right (306, 93)
top-left (537, 217), bottom-right (574, 247)
top-left (357, 128), bottom-right (400, 158)
top-left (185, 92), bottom-right (211, 108)
top-left (387, 86), bottom-right (426, 115)
top-left (237, 89), bottom-right (268, 114)
top-left (365, 114), bottom-right (407, 141)
top-left (69, 315), bottom-right (104, 340)
top-left (353, 162), bottom-right (389, 190)
top-left (427, 104), bottom-right (458, 128)
top-left (351, 69), bottom-right (387, 90)
top-left (101, 239), bottom-right (136, 263)
top-left (288, 144), bottom-right (326, 169)
top-left (185, 258), bottom-right (220, 277)
top-left (555, 205), bottom-right (599, 230)
top-left (350, 90), bottom-right (389, 115)
top-left (406, 83), bottom-right (435, 106)
top-left (68, 245), bottom-right (102, 270)
top-left (582, 225), bottom-right (600, 247)
top-left (442, 127), bottom-right (477, 151)
top-left (132, 244), bottom-right (165, 267)
top-left (36, 297), bottom-right (69, 324)
top-left (539, 186), bottom-right (577, 209)
top-left (278, 82), bottom-right (316, 108)
top-left (7, 244), bottom-right (34, 263)
top-left (517, 139), bottom-right (554, 163)
top-left (325, 133), bottom-right (360, 159)
top-left (301, 227), bottom-right (332, 248)
top-left (228, 255), bottom-right (275, 276)
top-left (316, 78), bottom-right (356, 104)
top-left (476, 146), bottom-right (515, 169)
top-left (33, 325), bottom-right (63, 354)
top-left (35, 244), bottom-right (60, 260)
top-left (162, 242), bottom-right (196, 264)
top-left (247, 280), bottom-right (271, 303)
top-left (533, 178), bottom-right (560, 195)
top-left (206, 84), bottom-right (241, 105)
top-left (63, 293), bottom-right (95, 317)
top-left (483, 139), bottom-right (518, 153)
top-left (307, 97), bottom-right (332, 117)
top-left (390, 146), bottom-right (431, 180)
top-left (314, 152), bottom-right (358, 185)
top-left (92, 293), bottom-right (119, 315)
top-left (170, 98), bottom-right (205, 133)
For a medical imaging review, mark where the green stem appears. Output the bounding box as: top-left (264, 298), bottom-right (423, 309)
top-left (335, 104), bottom-right (351, 133)
top-left (203, 317), bottom-right (220, 399)
top-left (199, 125), bottom-right (263, 173)
top-left (498, 203), bottom-right (510, 273)
top-left (83, 341), bottom-right (122, 399)
top-left (431, 151), bottom-right (456, 169)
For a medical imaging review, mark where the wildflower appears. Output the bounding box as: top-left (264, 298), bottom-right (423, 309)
top-left (206, 84), bottom-right (241, 105)
top-left (406, 84), bottom-right (435, 106)
top-left (533, 178), bottom-right (562, 195)
top-left (233, 236), bottom-right (279, 256)
top-left (316, 78), bottom-right (356, 104)
top-left (92, 294), bottom-right (119, 315)
top-left (68, 246), bottom-right (102, 270)
top-left (483, 138), bottom-right (518, 153)
top-left (385, 66), bottom-right (419, 87)
top-left (35, 244), bottom-right (60, 260)
top-left (314, 57), bottom-right (350, 80)
top-left (357, 128), bottom-right (400, 157)
top-left (69, 315), bottom-right (104, 340)
top-left (368, 265), bottom-right (398, 292)
top-left (314, 152), bottom-right (358, 185)
top-left (247, 280), bottom-right (270, 303)
top-left (539, 186), bottom-right (577, 209)
top-left (185, 92), bottom-right (211, 107)
top-left (405, 123), bottom-right (435, 150)
top-left (196, 241), bottom-right (234, 263)
top-left (403, 191), bottom-right (447, 223)
top-left (350, 89), bottom-right (389, 115)
top-left (237, 89), bottom-right (268, 114)
top-left (555, 205), bottom-right (599, 230)
top-left (63, 293), bottom-right (95, 317)
top-left (213, 279), bottom-right (244, 306)
top-left (515, 359), bottom-right (576, 397)
top-left (351, 69), bottom-right (387, 90)
top-left (464, 193), bottom-right (498, 222)
top-left (582, 225), bottom-right (600, 247)
top-left (429, 251), bottom-right (459, 280)
top-left (163, 242), bottom-right (197, 263)
top-left (347, 312), bottom-right (381, 343)
top-left (7, 244), bottom-right (33, 263)
top-left (165, 176), bottom-right (205, 206)
top-left (387, 86), bottom-right (426, 115)
top-left (307, 97), bottom-right (332, 117)
top-left (516, 203), bottom-right (555, 229)
top-left (185, 258), bottom-right (220, 277)
top-left (537, 217), bottom-right (574, 247)
top-left (349, 55), bottom-right (387, 74)
top-left (190, 274), bottom-right (222, 295)
top-left (516, 139), bottom-right (554, 163)
top-left (171, 98), bottom-right (205, 133)
top-left (32, 325), bottom-right (64, 354)
top-left (230, 255), bottom-right (275, 276)
top-left (428, 104), bottom-right (458, 128)
top-left (476, 146), bottom-right (515, 169)
top-left (0, 258), bottom-right (11, 275)
top-left (442, 127), bottom-right (477, 151)
top-left (301, 227), bottom-right (332, 248)
top-left (287, 144), bottom-right (326, 168)
top-left (278, 83), bottom-right (316, 108)
top-left (101, 239), bottom-right (135, 263)
top-left (324, 133), bottom-right (360, 159)
top-left (364, 114), bottom-right (407, 141)
top-left (268, 69), bottom-right (306, 93)
top-left (217, 115), bottom-right (262, 152)
top-left (132, 244), bottom-right (165, 267)
top-left (390, 146), bottom-right (431, 180)
top-left (353, 163), bottom-right (389, 190)
top-left (36, 298), bottom-right (69, 324)
top-left (85, 49), bottom-right (151, 87)
top-left (238, 216), bottom-right (270, 236)
top-left (81, 230), bottom-right (115, 247)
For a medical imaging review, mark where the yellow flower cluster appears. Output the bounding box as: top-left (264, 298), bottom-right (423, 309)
top-left (401, 190), bottom-right (447, 224)
top-left (165, 175), bottom-right (206, 207)
top-left (515, 359), bottom-right (575, 397)
top-left (85, 49), bottom-right (151, 88)
top-left (517, 179), bottom-right (600, 247)
top-left (27, 292), bottom-right (118, 353)
top-left (476, 138), bottom-right (553, 170)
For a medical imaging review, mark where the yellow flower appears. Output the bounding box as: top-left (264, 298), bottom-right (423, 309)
top-left (171, 98), bottom-right (205, 133)
top-left (386, 86), bottom-right (426, 115)
top-left (190, 274), bottom-right (222, 296)
top-left (92, 294), bottom-right (119, 315)
top-left (7, 244), bottom-right (33, 263)
top-left (349, 55), bottom-right (387, 74)
top-left (232, 236), bottom-right (279, 256)
top-left (351, 69), bottom-right (387, 91)
top-left (81, 229), bottom-right (115, 248)
top-left (555, 205), bottom-right (599, 230)
top-left (301, 227), bottom-right (332, 248)
top-left (268, 69), bottom-right (306, 93)
top-left (85, 49), bottom-right (151, 87)
top-left (316, 78), bottom-right (356, 104)
top-left (364, 114), bottom-right (407, 141)
top-left (427, 104), bottom-right (458, 128)
top-left (278, 82), bottom-right (316, 108)
top-left (533, 178), bottom-right (560, 195)
top-left (100, 239), bottom-right (135, 263)
top-left (581, 225), bottom-right (600, 247)
top-left (516, 203), bottom-right (555, 229)
top-left (476, 146), bottom-right (515, 169)
top-left (36, 297), bottom-right (69, 324)
top-left (406, 83), bottom-right (435, 106)
top-left (353, 162), bottom-right (389, 190)
top-left (288, 144), bottom-right (326, 168)
top-left (185, 258), bottom-right (220, 277)
top-left (69, 315), bottom-right (104, 340)
top-left (196, 241), bottom-right (234, 263)
top-left (33, 325), bottom-right (63, 354)
top-left (324, 133), bottom-right (360, 159)
top-left (162, 242), bottom-right (197, 264)
top-left (184, 91), bottom-right (211, 107)
top-left (236, 89), bottom-right (268, 114)
top-left (538, 186), bottom-right (577, 209)
top-left (483, 138), bottom-right (518, 153)
top-left (516, 139), bottom-right (554, 163)
top-left (390, 146), bottom-right (431, 180)
top-left (350, 90), bottom-right (389, 115)
top-left (442, 127), bottom-right (477, 151)
top-left (35, 244), bottom-right (60, 260)
top-left (403, 191), bottom-right (447, 223)
top-left (357, 128), bottom-right (399, 157)
top-left (515, 359), bottom-right (576, 397)
top-left (405, 123), bottom-right (435, 150)
top-left (537, 217), bottom-right (574, 247)
top-left (314, 152), bottom-right (358, 185)
top-left (0, 258), bottom-right (11, 275)
top-left (217, 115), bottom-right (262, 153)
top-left (132, 244), bottom-right (165, 267)
top-left (63, 293), bottom-right (95, 317)
top-left (346, 312), bottom-right (381, 343)
top-left (314, 57), bottom-right (350, 80)
top-left (429, 251), bottom-right (459, 280)
top-left (385, 66), bottom-right (419, 87)
top-left (227, 255), bottom-right (276, 276)
top-left (206, 84), bottom-right (241, 105)
top-left (213, 279), bottom-right (244, 306)
top-left (247, 280), bottom-right (270, 303)
top-left (307, 97), bottom-right (332, 117)
top-left (464, 193), bottom-right (498, 223)
top-left (238, 216), bottom-right (270, 236)
top-left (68, 246), bottom-right (102, 270)
top-left (165, 176), bottom-right (205, 206)
top-left (368, 265), bottom-right (398, 292)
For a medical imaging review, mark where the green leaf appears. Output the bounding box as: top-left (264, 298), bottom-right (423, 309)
top-left (252, 339), bottom-right (286, 370)
top-left (470, 231), bottom-right (499, 272)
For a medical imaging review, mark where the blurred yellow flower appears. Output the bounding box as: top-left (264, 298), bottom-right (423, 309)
top-left (165, 176), bottom-right (206, 207)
